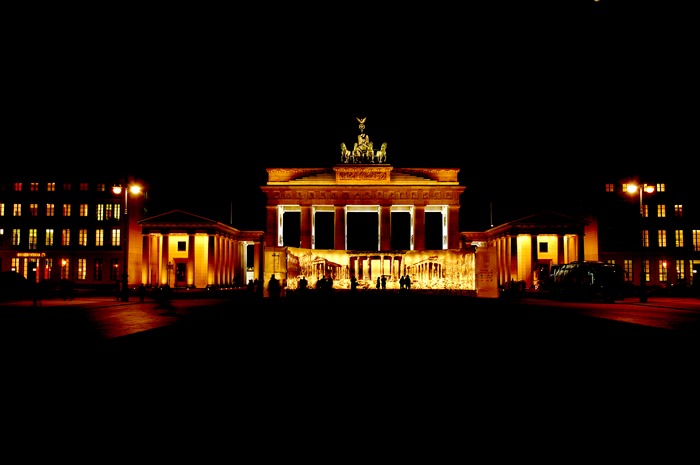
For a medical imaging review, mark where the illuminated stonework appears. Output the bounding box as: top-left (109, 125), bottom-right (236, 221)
top-left (334, 166), bottom-right (392, 183)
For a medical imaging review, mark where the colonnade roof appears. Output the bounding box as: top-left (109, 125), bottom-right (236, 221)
top-left (139, 209), bottom-right (264, 239)
top-left (485, 211), bottom-right (589, 235)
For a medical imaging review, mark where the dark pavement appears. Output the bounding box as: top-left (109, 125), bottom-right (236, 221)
top-left (3, 290), bottom-right (697, 361)
top-left (3, 290), bottom-right (698, 458)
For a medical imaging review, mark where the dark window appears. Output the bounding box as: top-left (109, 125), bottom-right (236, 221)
top-left (539, 242), bottom-right (549, 253)
top-left (347, 212), bottom-right (378, 251)
top-left (246, 244), bottom-right (255, 269)
top-left (314, 211), bottom-right (334, 250)
top-left (391, 211), bottom-right (411, 250)
top-left (282, 211), bottom-right (301, 247)
top-left (425, 212), bottom-right (443, 250)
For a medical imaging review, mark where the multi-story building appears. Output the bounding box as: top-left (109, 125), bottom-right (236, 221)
top-left (0, 175), bottom-right (265, 296)
top-left (0, 175), bottom-right (148, 293)
top-left (594, 178), bottom-right (700, 293)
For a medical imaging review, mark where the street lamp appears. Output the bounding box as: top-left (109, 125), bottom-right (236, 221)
top-left (626, 182), bottom-right (655, 302)
top-left (113, 183), bottom-right (142, 302)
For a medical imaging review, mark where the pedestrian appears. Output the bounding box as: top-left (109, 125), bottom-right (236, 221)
top-left (138, 284), bottom-right (146, 302)
top-left (268, 274), bottom-right (280, 299)
top-left (376, 277), bottom-right (381, 290)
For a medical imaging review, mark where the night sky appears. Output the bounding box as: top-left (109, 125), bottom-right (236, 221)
top-left (8, 2), bottom-right (695, 232)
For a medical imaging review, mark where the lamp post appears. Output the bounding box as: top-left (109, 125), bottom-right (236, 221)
top-left (113, 183), bottom-right (142, 302)
top-left (627, 182), bottom-right (655, 302)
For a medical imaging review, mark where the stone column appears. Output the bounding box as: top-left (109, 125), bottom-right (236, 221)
top-left (334, 206), bottom-right (346, 250)
top-left (380, 206), bottom-right (391, 251)
top-left (300, 205), bottom-right (312, 249)
top-left (413, 206), bottom-right (425, 251)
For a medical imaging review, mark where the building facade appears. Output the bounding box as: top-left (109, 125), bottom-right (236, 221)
top-left (137, 210), bottom-right (264, 289)
top-left (0, 176), bottom-right (264, 295)
top-left (0, 176), bottom-right (146, 292)
top-left (594, 179), bottom-right (700, 293)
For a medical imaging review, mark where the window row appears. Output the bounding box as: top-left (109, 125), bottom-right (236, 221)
top-left (3, 228), bottom-right (123, 248)
top-left (0, 203), bottom-right (121, 220)
top-left (7, 182), bottom-right (110, 192)
top-left (641, 229), bottom-right (700, 250)
top-left (621, 258), bottom-right (696, 285)
top-left (11, 257), bottom-right (122, 282)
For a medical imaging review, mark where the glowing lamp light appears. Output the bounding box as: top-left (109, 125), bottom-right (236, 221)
top-left (626, 181), bottom-right (655, 302)
top-left (113, 181), bottom-right (142, 301)
top-left (626, 184), bottom-right (655, 195)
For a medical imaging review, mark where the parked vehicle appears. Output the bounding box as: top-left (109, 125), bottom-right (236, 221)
top-left (548, 261), bottom-right (626, 302)
top-left (0, 271), bottom-right (30, 301)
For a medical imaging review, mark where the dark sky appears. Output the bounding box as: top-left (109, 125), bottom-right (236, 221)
top-left (8, 2), bottom-right (696, 231)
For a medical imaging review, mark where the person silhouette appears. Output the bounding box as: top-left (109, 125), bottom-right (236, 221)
top-left (268, 274), bottom-right (281, 299)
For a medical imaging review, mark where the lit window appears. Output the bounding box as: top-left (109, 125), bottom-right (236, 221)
top-left (77, 259), bottom-right (87, 280)
top-left (61, 259), bottom-right (70, 280)
top-left (675, 230), bottom-right (684, 248)
top-left (45, 258), bottom-right (52, 280)
top-left (677, 260), bottom-right (685, 281)
top-left (28, 229), bottom-right (37, 250)
top-left (112, 228), bottom-right (121, 247)
top-left (642, 259), bottom-right (650, 283)
top-left (658, 230), bottom-right (666, 247)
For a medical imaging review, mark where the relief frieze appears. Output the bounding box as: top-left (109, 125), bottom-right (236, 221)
top-left (334, 166), bottom-right (392, 183)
